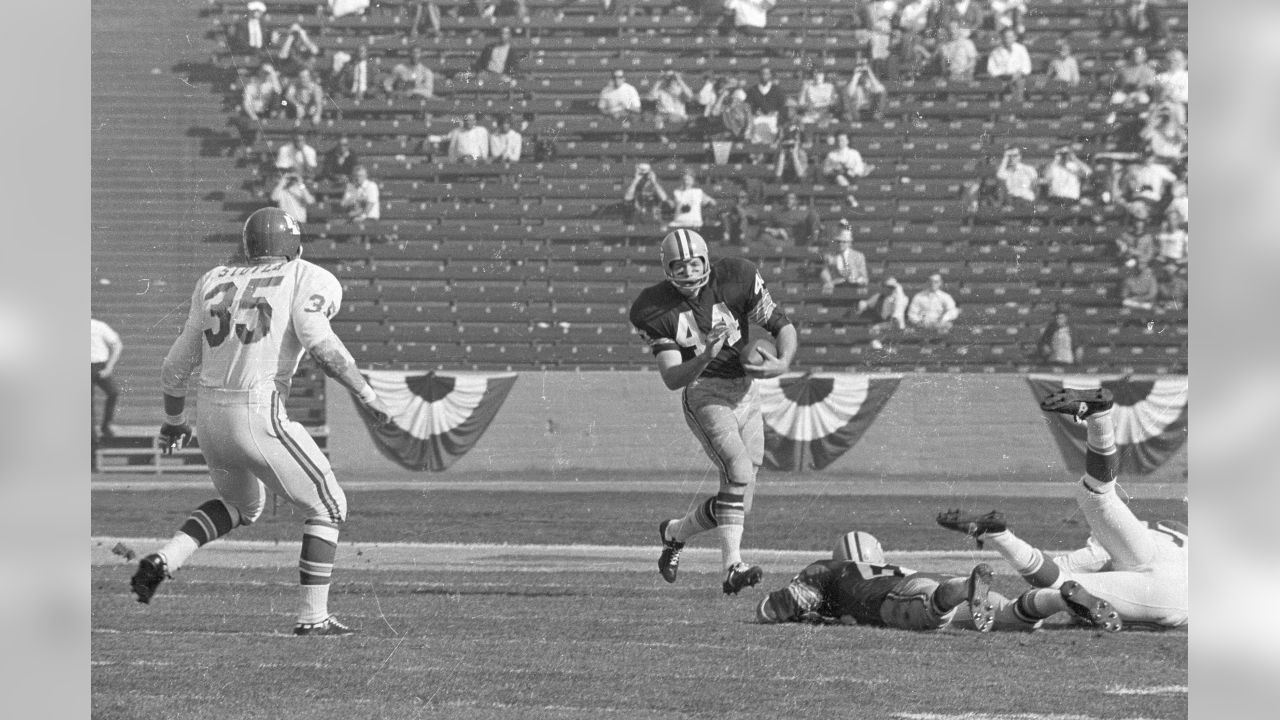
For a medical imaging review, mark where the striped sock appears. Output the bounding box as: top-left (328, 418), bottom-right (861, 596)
top-left (298, 520), bottom-right (341, 624)
top-left (1083, 409), bottom-right (1119, 493)
top-left (161, 499), bottom-right (242, 571)
top-left (1013, 589), bottom-right (1060, 623)
top-left (714, 491), bottom-right (747, 569)
top-left (669, 496), bottom-right (718, 543)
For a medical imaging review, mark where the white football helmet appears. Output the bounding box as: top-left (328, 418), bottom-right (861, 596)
top-left (659, 228), bottom-right (711, 295)
top-left (832, 531), bottom-right (886, 564)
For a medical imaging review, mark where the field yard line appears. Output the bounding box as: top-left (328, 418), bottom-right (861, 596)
top-left (895, 714), bottom-right (1167, 720)
top-left (94, 536), bottom-right (1004, 576)
top-left (90, 478), bottom-right (1190, 499)
top-left (1103, 685), bottom-right (1188, 696)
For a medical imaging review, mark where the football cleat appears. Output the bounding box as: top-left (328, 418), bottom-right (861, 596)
top-left (936, 509), bottom-right (1007, 549)
top-left (722, 562), bottom-right (764, 595)
top-left (130, 553), bottom-right (170, 604)
top-left (657, 519), bottom-right (684, 584)
top-left (1040, 388), bottom-right (1114, 422)
top-left (293, 616), bottom-right (355, 637)
top-left (965, 563), bottom-right (996, 633)
top-left (1060, 581), bottom-right (1123, 632)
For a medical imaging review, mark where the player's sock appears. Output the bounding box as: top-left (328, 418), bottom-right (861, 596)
top-left (1012, 588), bottom-right (1065, 623)
top-left (160, 499), bottom-right (242, 571)
top-left (982, 531), bottom-right (1062, 588)
top-left (1083, 409), bottom-right (1119, 493)
top-left (669, 496), bottom-right (718, 543)
top-left (713, 490), bottom-right (747, 569)
top-left (298, 520), bottom-right (340, 624)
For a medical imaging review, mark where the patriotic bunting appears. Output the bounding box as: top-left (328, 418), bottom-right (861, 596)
top-left (351, 370), bottom-right (518, 471)
top-left (757, 374), bottom-right (902, 471)
top-left (1026, 375), bottom-right (1188, 476)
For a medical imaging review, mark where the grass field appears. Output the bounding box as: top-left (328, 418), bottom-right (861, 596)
top-left (92, 473), bottom-right (1188, 720)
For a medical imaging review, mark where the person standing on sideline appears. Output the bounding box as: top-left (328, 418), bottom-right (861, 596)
top-left (129, 207), bottom-right (392, 636)
top-left (91, 318), bottom-right (123, 439)
top-left (629, 229), bottom-right (797, 595)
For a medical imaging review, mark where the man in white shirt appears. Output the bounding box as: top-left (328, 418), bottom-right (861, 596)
top-left (275, 132), bottom-right (318, 177)
top-left (1125, 153), bottom-right (1176, 213)
top-left (91, 318), bottom-right (123, 439)
top-left (489, 115), bottom-right (522, 163)
top-left (1155, 48), bottom-right (1188, 107)
top-left (723, 0), bottom-right (776, 35)
top-left (821, 132), bottom-right (874, 187)
top-left (667, 171), bottom-right (716, 231)
top-left (996, 147), bottom-right (1039, 204)
top-left (271, 172), bottom-right (316, 224)
top-left (1041, 147), bottom-right (1092, 204)
top-left (598, 70), bottom-right (642, 120)
top-left (987, 28), bottom-right (1032, 101)
top-left (448, 113), bottom-right (491, 164)
top-left (384, 47), bottom-right (435, 98)
top-left (907, 273), bottom-right (961, 334)
top-left (340, 165), bottom-right (380, 221)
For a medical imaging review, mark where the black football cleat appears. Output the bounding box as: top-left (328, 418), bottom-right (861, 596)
top-left (130, 553), bottom-right (170, 604)
top-left (657, 519), bottom-right (684, 584)
top-left (293, 616), bottom-right (355, 637)
top-left (1040, 388), bottom-right (1115, 422)
top-left (722, 562), bottom-right (764, 595)
top-left (936, 509), bottom-right (1007, 548)
top-left (965, 563), bottom-right (996, 633)
top-left (1060, 581), bottom-right (1123, 632)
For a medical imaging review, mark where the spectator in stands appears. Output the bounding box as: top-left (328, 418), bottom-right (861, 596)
top-left (995, 147), bottom-right (1038, 207)
top-left (934, 0), bottom-right (987, 43)
top-left (1124, 152), bottom-right (1177, 217)
top-left (1155, 49), bottom-right (1188, 108)
top-left (489, 115), bottom-right (523, 163)
top-left (1105, 0), bottom-right (1168, 45)
top-left (1165, 179), bottom-right (1188, 229)
top-left (276, 23), bottom-right (321, 76)
top-left (270, 171), bottom-right (316, 225)
top-left (384, 47), bottom-right (435, 99)
top-left (1155, 217), bottom-right (1188, 266)
top-left (320, 135), bottom-right (359, 183)
top-left (857, 277), bottom-right (909, 350)
top-left (242, 63), bottom-right (283, 121)
top-left (283, 67), bottom-right (324, 125)
top-left (649, 70), bottom-right (695, 140)
top-left (275, 131), bottom-right (318, 177)
top-left (1035, 307), bottom-right (1085, 366)
top-left (1041, 146), bottom-right (1092, 205)
top-left (598, 69), bottom-right (642, 121)
top-left (457, 0), bottom-right (529, 21)
top-left (340, 165), bottom-right (380, 221)
top-left (718, 188), bottom-right (760, 247)
top-left (718, 85), bottom-right (753, 141)
top-left (1156, 261), bottom-right (1187, 311)
top-left (1115, 215), bottom-right (1157, 267)
top-left (821, 132), bottom-right (875, 189)
top-left (228, 2), bottom-right (271, 56)
top-left (447, 113), bottom-right (491, 165)
top-left (745, 67), bottom-right (788, 145)
top-left (938, 23), bottom-right (979, 82)
top-left (761, 192), bottom-right (822, 247)
top-left (696, 74), bottom-right (727, 125)
top-left (723, 0), bottom-right (777, 37)
top-left (667, 170), bottom-right (717, 231)
top-left (897, 0), bottom-right (933, 42)
top-left (332, 44), bottom-right (372, 100)
top-left (1120, 258), bottom-right (1158, 311)
top-left (90, 317), bottom-right (123, 440)
top-left (410, 1), bottom-right (444, 40)
top-left (987, 28), bottom-right (1031, 103)
top-left (907, 273), bottom-right (961, 335)
top-left (329, 0), bottom-right (371, 19)
top-left (1046, 37), bottom-right (1080, 87)
top-left (1109, 45), bottom-right (1158, 107)
top-left (840, 56), bottom-right (887, 121)
top-left (773, 121), bottom-right (811, 182)
top-left (988, 0), bottom-right (1027, 36)
top-left (1140, 94), bottom-right (1188, 165)
top-left (819, 221), bottom-right (869, 296)
top-left (473, 27), bottom-right (522, 83)
top-left (797, 69), bottom-right (838, 126)
top-left (624, 162), bottom-right (670, 223)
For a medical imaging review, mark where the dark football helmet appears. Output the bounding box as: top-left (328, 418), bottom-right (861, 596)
top-left (242, 207), bottom-right (302, 260)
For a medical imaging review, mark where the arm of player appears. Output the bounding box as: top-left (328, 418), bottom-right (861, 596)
top-left (742, 322), bottom-right (797, 378)
top-left (655, 322), bottom-right (731, 391)
top-left (157, 283), bottom-right (207, 454)
top-left (309, 335), bottom-right (392, 427)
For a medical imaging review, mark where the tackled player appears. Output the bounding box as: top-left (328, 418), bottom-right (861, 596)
top-left (630, 228), bottom-right (798, 595)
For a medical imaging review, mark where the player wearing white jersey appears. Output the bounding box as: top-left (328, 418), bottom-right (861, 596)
top-left (130, 207), bottom-right (391, 636)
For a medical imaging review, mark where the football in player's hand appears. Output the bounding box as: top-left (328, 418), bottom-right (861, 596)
top-left (742, 337), bottom-right (777, 377)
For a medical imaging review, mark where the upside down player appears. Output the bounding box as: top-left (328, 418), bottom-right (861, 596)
top-left (937, 388), bottom-right (1189, 632)
top-left (129, 207), bottom-right (392, 636)
top-left (630, 228), bottom-right (798, 595)
top-left (756, 531), bottom-right (1041, 632)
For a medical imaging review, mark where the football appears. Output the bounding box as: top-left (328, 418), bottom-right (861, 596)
top-left (742, 336), bottom-right (776, 377)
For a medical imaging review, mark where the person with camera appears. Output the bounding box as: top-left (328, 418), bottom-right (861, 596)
top-left (841, 56), bottom-right (887, 122)
top-left (624, 163), bottom-right (670, 223)
top-left (821, 132), bottom-right (875, 188)
top-left (668, 170), bottom-right (717, 232)
top-left (340, 165), bottom-right (380, 222)
top-left (1041, 146), bottom-right (1092, 206)
top-left (270, 170), bottom-right (317, 224)
top-left (995, 146), bottom-right (1039, 208)
top-left (772, 121), bottom-right (811, 182)
top-left (598, 69), bottom-right (642, 122)
top-left (649, 69), bottom-right (695, 141)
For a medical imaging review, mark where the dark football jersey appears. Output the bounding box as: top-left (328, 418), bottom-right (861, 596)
top-left (795, 559), bottom-right (949, 626)
top-left (629, 257), bottom-right (784, 379)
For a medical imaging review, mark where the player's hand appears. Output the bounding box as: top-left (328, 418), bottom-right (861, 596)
top-left (360, 395), bottom-right (394, 428)
top-left (158, 422), bottom-right (192, 456)
top-left (743, 347), bottom-right (789, 379)
top-left (704, 322), bottom-right (731, 359)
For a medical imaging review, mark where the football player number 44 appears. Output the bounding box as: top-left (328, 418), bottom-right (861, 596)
top-left (674, 303), bottom-right (740, 354)
top-left (203, 275), bottom-right (284, 348)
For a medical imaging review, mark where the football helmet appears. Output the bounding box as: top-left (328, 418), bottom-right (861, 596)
top-left (832, 531), bottom-right (886, 564)
top-left (242, 207), bottom-right (302, 260)
top-left (659, 228), bottom-right (710, 294)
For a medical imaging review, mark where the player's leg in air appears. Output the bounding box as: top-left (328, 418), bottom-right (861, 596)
top-left (659, 378), bottom-right (764, 595)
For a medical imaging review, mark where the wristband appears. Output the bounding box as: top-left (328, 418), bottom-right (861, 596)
top-left (164, 413), bottom-right (187, 426)
top-left (357, 385), bottom-right (378, 404)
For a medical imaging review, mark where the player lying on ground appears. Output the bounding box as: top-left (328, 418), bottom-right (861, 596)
top-left (937, 388), bottom-right (1189, 632)
top-left (630, 228), bottom-right (798, 595)
top-left (130, 207), bottom-right (392, 636)
top-left (755, 531), bottom-right (1040, 632)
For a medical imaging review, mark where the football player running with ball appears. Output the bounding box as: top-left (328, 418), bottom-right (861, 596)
top-left (130, 207), bottom-right (392, 636)
top-left (630, 228), bottom-right (797, 595)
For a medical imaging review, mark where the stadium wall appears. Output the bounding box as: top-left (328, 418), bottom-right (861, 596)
top-left (326, 373), bottom-right (1188, 483)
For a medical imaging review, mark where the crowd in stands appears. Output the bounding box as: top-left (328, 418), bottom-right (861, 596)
top-left (219, 0), bottom-right (1188, 369)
